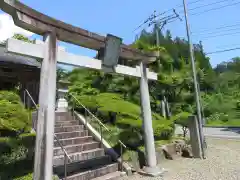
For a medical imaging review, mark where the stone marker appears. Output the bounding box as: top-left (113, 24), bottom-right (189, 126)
top-left (188, 115), bottom-right (202, 158)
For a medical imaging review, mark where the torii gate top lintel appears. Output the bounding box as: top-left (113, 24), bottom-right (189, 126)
top-left (0, 0), bottom-right (157, 63)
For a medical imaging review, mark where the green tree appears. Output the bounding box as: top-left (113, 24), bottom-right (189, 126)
top-left (13, 34), bottom-right (34, 43)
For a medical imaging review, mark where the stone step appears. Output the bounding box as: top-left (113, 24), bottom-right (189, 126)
top-left (55, 121), bottom-right (79, 127)
top-left (53, 155), bottom-right (112, 176)
top-left (55, 112), bottom-right (72, 116)
top-left (54, 136), bottom-right (93, 147)
top-left (92, 171), bottom-right (124, 180)
top-left (53, 148), bottom-right (105, 166)
top-left (54, 141), bottom-right (100, 156)
top-left (55, 131), bottom-right (88, 139)
top-left (62, 163), bottom-right (119, 180)
top-left (55, 112), bottom-right (73, 121)
top-left (55, 125), bottom-right (84, 133)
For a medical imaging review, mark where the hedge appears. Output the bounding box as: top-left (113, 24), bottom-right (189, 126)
top-left (117, 118), bottom-right (174, 140)
top-left (14, 174), bottom-right (59, 180)
top-left (70, 93), bottom-right (141, 119)
top-left (68, 92), bottom-right (175, 142)
top-left (0, 133), bottom-right (35, 160)
top-left (0, 133), bottom-right (36, 179)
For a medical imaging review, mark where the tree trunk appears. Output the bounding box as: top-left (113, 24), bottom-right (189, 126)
top-left (182, 126), bottom-right (188, 138)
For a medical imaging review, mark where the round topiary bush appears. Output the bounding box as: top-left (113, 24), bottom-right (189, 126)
top-left (153, 122), bottom-right (174, 140)
top-left (0, 91), bottom-right (30, 134)
top-left (0, 100), bottom-right (29, 133)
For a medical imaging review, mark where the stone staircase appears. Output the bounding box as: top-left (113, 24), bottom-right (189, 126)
top-left (53, 112), bottom-right (124, 180)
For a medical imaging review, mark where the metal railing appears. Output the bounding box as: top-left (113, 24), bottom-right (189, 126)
top-left (69, 93), bottom-right (127, 171)
top-left (23, 89), bottom-right (71, 180)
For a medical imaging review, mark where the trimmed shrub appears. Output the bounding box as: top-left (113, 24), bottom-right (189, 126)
top-left (73, 95), bottom-right (98, 110)
top-left (0, 91), bottom-right (21, 104)
top-left (0, 91), bottom-right (31, 134)
top-left (69, 92), bottom-right (141, 121)
top-left (172, 112), bottom-right (191, 138)
top-left (152, 120), bottom-right (174, 140)
top-left (0, 145), bottom-right (27, 164)
top-left (14, 174), bottom-right (59, 180)
top-left (96, 93), bottom-right (140, 119)
top-left (14, 173), bottom-right (33, 180)
top-left (69, 92), bottom-right (175, 141)
top-left (0, 100), bottom-right (30, 133)
top-left (0, 133), bottom-right (35, 159)
top-left (117, 118), bottom-right (174, 140)
top-left (119, 129), bottom-right (142, 146)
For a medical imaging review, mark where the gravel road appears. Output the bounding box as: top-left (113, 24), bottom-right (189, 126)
top-left (120, 138), bottom-right (240, 180)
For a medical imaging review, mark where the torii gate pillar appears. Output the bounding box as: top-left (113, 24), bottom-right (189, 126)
top-left (139, 61), bottom-right (163, 176)
top-left (34, 32), bottom-right (57, 180)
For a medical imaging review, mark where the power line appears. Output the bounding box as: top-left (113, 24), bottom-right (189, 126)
top-left (192, 22), bottom-right (240, 34)
top-left (199, 31), bottom-right (240, 40)
top-left (134, 9), bottom-right (181, 32)
top-left (206, 47), bottom-right (240, 54)
top-left (162, 0), bottom-right (207, 14)
top-left (215, 43), bottom-right (240, 48)
top-left (163, 0), bottom-right (238, 16)
top-left (192, 26), bottom-right (240, 36)
top-left (188, 0), bottom-right (237, 12)
top-left (136, 0), bottom-right (239, 32)
top-left (191, 0), bottom-right (240, 16)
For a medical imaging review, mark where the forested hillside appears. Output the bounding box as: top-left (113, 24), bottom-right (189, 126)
top-left (0, 28), bottom-right (239, 179)
top-left (66, 27), bottom-right (240, 127)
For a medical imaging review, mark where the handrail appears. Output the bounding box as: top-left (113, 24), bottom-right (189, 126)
top-left (24, 89), bottom-right (72, 170)
top-left (69, 93), bottom-right (128, 171)
top-left (70, 93), bottom-right (110, 131)
top-left (54, 134), bottom-right (71, 160)
top-left (25, 89), bottom-right (38, 109)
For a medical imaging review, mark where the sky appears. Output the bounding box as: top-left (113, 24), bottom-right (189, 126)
top-left (1, 0), bottom-right (240, 67)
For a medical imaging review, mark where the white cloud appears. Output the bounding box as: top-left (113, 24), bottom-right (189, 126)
top-left (0, 13), bottom-right (34, 42)
top-left (0, 13), bottom-right (68, 51)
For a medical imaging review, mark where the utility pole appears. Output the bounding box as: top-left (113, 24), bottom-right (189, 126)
top-left (182, 0), bottom-right (206, 159)
top-left (152, 10), bottom-right (166, 118)
top-left (134, 9), bottom-right (181, 119)
top-left (151, 10), bottom-right (181, 119)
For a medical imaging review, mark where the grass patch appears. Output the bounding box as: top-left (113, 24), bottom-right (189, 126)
top-left (206, 119), bottom-right (240, 127)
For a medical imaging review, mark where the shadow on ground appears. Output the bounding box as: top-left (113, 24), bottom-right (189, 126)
top-left (220, 127), bottom-right (240, 134)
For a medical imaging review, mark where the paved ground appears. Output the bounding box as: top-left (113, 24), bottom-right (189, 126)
top-left (203, 127), bottom-right (240, 139)
top-left (175, 125), bottom-right (240, 139)
top-left (120, 138), bottom-right (240, 180)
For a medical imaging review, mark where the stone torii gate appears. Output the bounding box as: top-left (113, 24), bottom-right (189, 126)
top-left (0, 0), bottom-right (163, 179)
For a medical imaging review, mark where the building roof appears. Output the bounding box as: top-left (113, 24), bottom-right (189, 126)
top-left (0, 44), bottom-right (41, 68)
